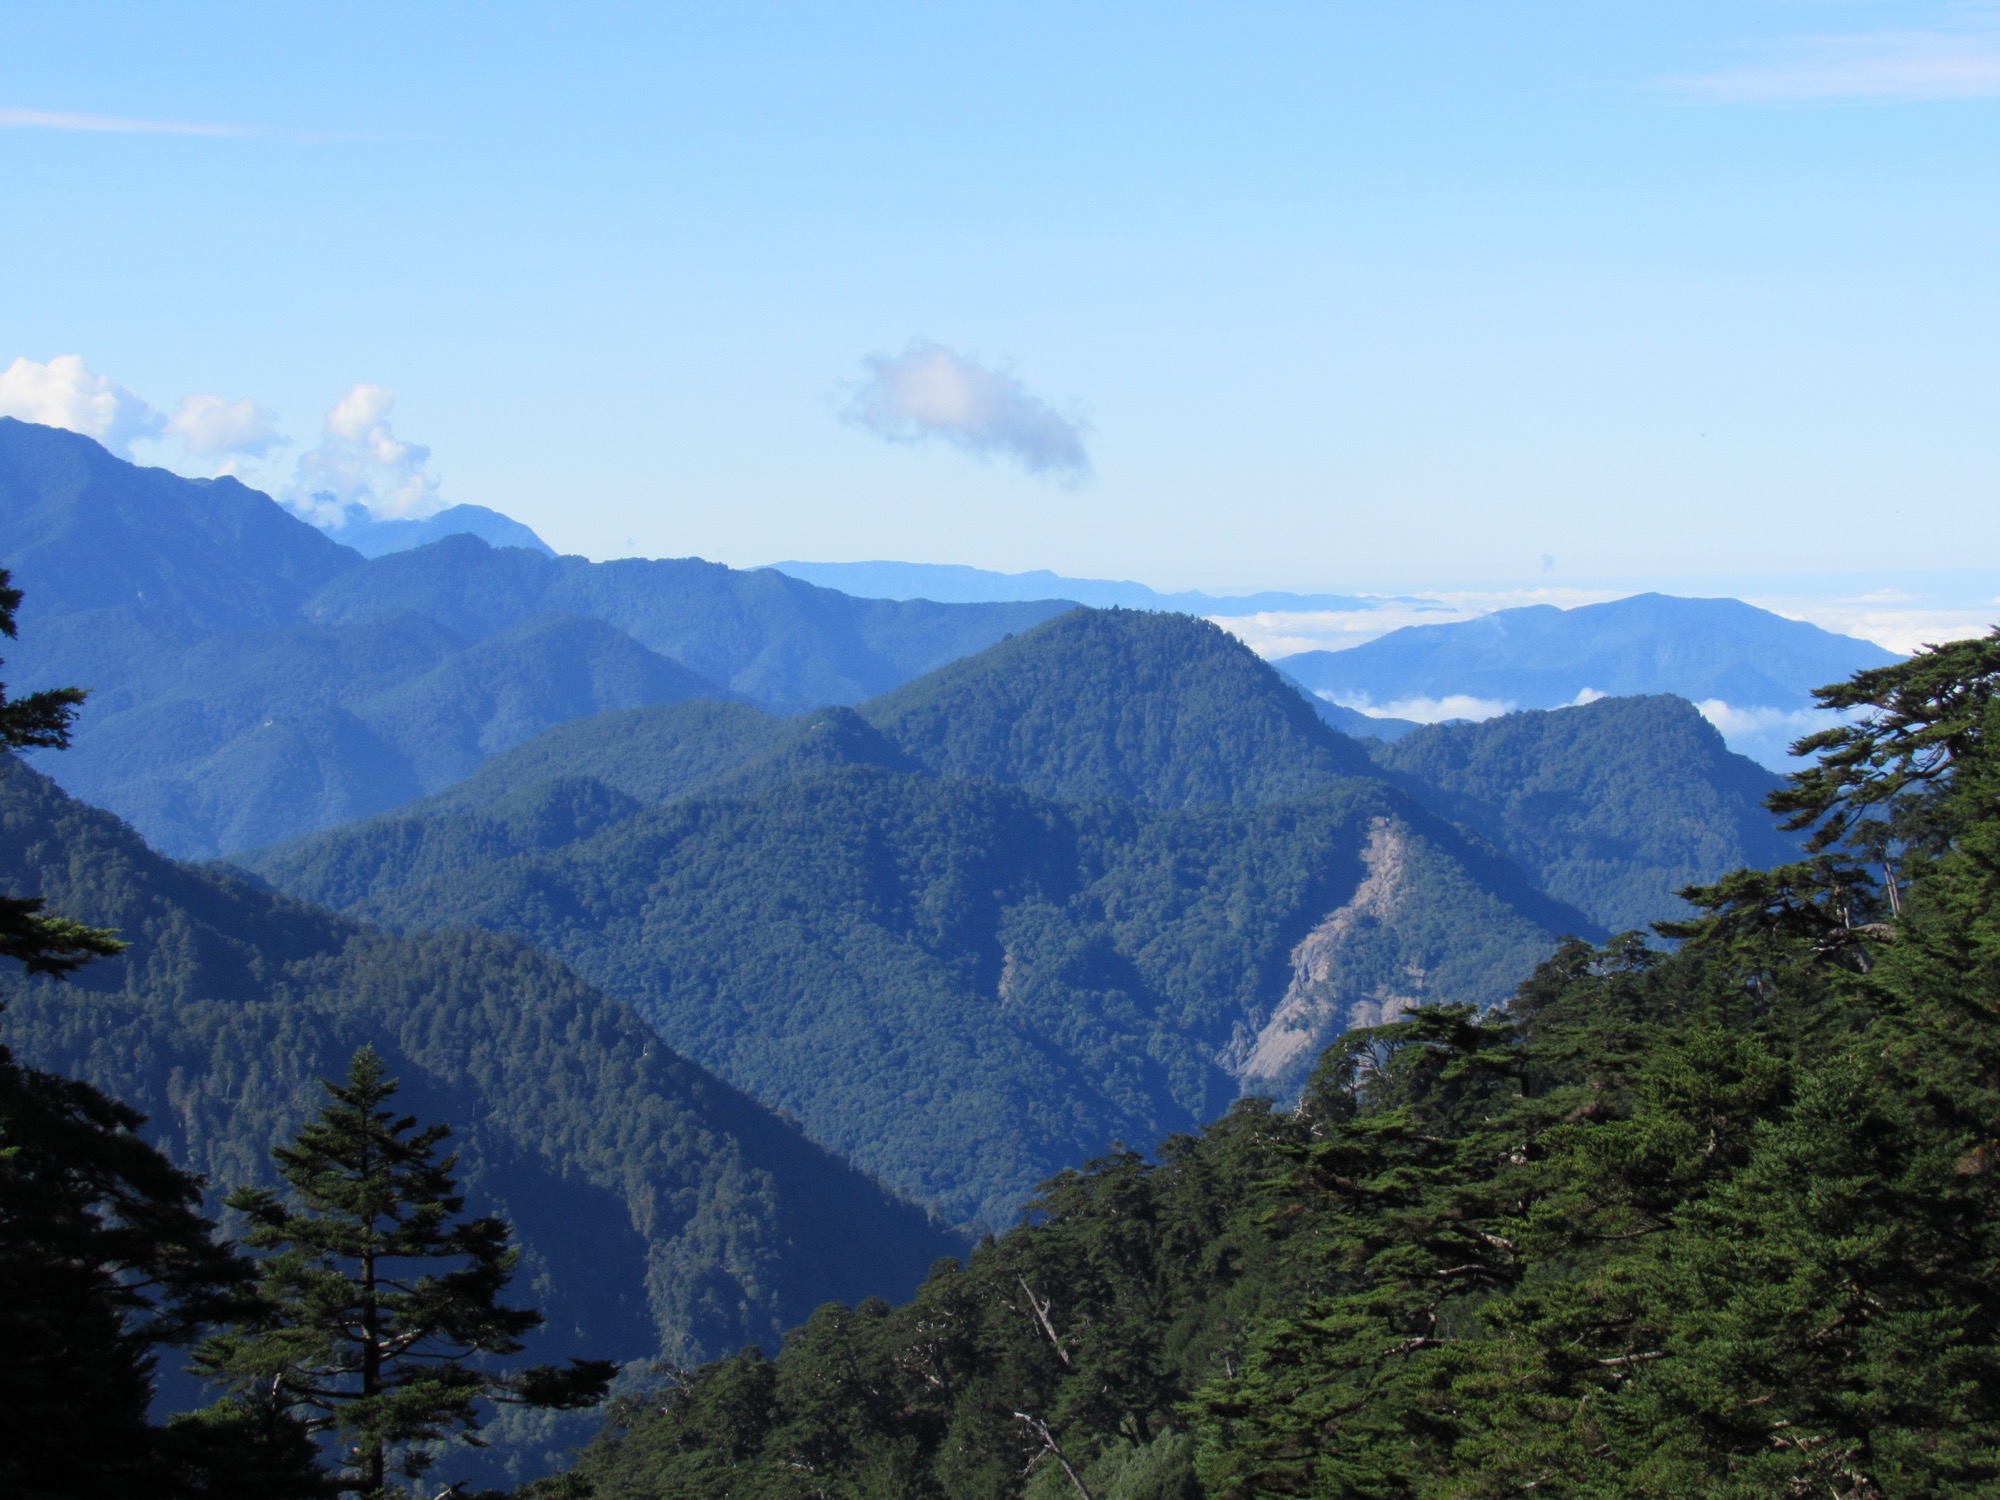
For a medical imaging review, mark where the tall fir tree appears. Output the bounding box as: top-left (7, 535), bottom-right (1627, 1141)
top-left (194, 1046), bottom-right (613, 1497)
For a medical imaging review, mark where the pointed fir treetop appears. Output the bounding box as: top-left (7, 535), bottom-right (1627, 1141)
top-left (197, 1046), bottom-right (610, 1497)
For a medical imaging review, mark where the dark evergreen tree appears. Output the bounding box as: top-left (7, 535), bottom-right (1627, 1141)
top-left (194, 1046), bottom-right (612, 1497)
top-left (0, 566), bottom-right (124, 975)
top-left (0, 1050), bottom-right (329, 1498)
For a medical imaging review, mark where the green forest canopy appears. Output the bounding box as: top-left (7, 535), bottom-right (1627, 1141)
top-left (546, 629), bottom-right (2000, 1499)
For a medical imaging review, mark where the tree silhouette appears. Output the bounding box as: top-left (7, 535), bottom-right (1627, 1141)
top-left (195, 1046), bottom-right (612, 1496)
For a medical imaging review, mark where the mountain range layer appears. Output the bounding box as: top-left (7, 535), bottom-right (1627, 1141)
top-left (765, 558), bottom-right (1380, 614)
top-left (0, 414), bottom-right (1875, 1493)
top-left (248, 609), bottom-right (1794, 1230)
top-left (0, 417), bottom-right (1063, 855)
top-left (1280, 592), bottom-right (1900, 767)
top-left (0, 756), bottom-right (958, 1378)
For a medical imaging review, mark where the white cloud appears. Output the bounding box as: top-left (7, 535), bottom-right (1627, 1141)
top-left (289, 383), bottom-right (439, 524)
top-left (0, 354), bottom-right (162, 455)
top-left (1208, 604), bottom-right (1471, 658)
top-left (165, 393), bottom-right (287, 459)
top-left (1674, 28), bottom-right (2000, 103)
top-left (1326, 692), bottom-right (1516, 725)
top-left (1693, 699), bottom-right (1843, 771)
top-left (1740, 593), bottom-right (1989, 656)
top-left (0, 104), bottom-right (262, 137)
top-left (1694, 700), bottom-right (1824, 740)
top-left (841, 341), bottom-right (1090, 481)
top-left (1569, 687), bottom-right (1606, 706)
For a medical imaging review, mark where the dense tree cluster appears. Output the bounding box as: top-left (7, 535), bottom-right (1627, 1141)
top-left (547, 631), bottom-right (2000, 1497)
top-left (260, 759), bottom-right (1565, 1231)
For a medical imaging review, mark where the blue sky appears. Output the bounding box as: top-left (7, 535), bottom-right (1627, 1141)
top-left (3, 2), bottom-right (1997, 609)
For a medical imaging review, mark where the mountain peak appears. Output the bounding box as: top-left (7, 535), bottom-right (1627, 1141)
top-left (321, 502), bottom-right (557, 558)
top-left (864, 606), bottom-right (1376, 807)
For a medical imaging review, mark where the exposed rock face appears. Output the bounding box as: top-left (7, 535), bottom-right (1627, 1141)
top-left (1227, 816), bottom-right (1426, 1099)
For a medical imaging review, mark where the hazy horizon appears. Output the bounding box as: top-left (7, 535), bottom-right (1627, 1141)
top-left (4, 1), bottom-right (1996, 609)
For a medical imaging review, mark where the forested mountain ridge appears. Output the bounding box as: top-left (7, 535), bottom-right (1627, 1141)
top-left (545, 628), bottom-right (2000, 1500)
top-left (0, 419), bottom-right (1068, 855)
top-left (255, 758), bottom-right (1581, 1231)
top-left (860, 608), bottom-right (1378, 806)
top-left (0, 416), bottom-right (355, 697)
top-left (303, 534), bottom-right (1070, 712)
top-left (0, 757), bottom-right (959, 1384)
top-left (1367, 693), bottom-right (1798, 932)
top-left (254, 609), bottom-right (1794, 958)
top-left (246, 612), bottom-right (1818, 1230)
top-left (55, 611), bottom-right (727, 857)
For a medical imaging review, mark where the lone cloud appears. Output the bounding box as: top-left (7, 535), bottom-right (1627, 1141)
top-left (841, 341), bottom-right (1090, 482)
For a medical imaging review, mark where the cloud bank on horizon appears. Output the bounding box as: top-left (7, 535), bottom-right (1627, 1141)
top-left (841, 341), bottom-right (1090, 482)
top-left (0, 354), bottom-right (438, 528)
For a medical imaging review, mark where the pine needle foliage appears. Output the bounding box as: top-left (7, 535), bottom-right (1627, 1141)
top-left (194, 1046), bottom-right (612, 1497)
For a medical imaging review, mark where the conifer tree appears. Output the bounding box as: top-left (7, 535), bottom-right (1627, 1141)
top-left (0, 567), bottom-right (326, 1496)
top-left (0, 566), bottom-right (124, 976)
top-left (195, 1046), bottom-right (613, 1497)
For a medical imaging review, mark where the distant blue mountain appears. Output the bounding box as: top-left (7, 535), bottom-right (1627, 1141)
top-left (764, 558), bottom-right (1378, 614)
top-left (323, 502), bottom-right (556, 558)
top-left (0, 420), bottom-right (1066, 854)
top-left (1278, 594), bottom-right (1900, 768)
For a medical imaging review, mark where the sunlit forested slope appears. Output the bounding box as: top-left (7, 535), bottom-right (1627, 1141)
top-left (859, 607), bottom-right (1378, 806)
top-left (1368, 693), bottom-right (1799, 932)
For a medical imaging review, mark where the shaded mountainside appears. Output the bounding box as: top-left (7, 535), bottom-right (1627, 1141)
top-left (0, 417), bottom-right (357, 697)
top-left (0, 419), bottom-right (1063, 855)
top-left (301, 535), bottom-right (1069, 711)
top-left (253, 760), bottom-right (1581, 1232)
top-left (247, 612), bottom-right (1814, 1230)
top-left (53, 612), bottom-right (725, 857)
top-left (424, 698), bottom-right (795, 810)
top-left (1368, 695), bottom-right (1800, 933)
top-left (0, 759), bottom-right (959, 1376)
